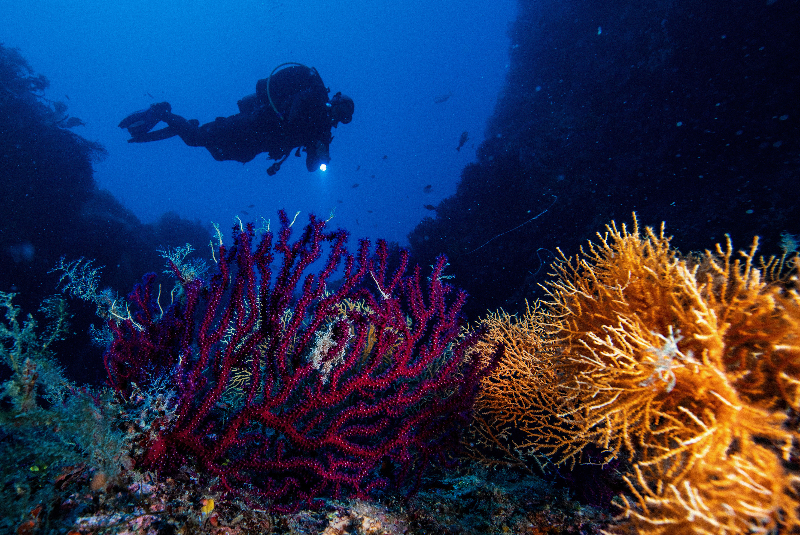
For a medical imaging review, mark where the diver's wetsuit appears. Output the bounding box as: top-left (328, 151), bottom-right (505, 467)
top-left (153, 66), bottom-right (333, 172)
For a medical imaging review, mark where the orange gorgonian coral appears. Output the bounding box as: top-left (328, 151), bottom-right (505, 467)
top-left (468, 301), bottom-right (561, 469)
top-left (473, 215), bottom-right (800, 534)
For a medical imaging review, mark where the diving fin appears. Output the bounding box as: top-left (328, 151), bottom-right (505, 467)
top-left (127, 126), bottom-right (179, 143)
top-left (119, 102), bottom-right (172, 140)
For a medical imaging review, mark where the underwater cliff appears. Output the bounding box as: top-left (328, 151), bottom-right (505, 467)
top-left (409, 0), bottom-right (800, 319)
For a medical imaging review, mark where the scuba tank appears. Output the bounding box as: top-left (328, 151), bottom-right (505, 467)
top-left (256, 63), bottom-right (324, 121)
top-left (238, 63), bottom-right (319, 118)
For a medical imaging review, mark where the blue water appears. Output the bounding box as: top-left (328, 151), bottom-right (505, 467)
top-left (2, 0), bottom-right (800, 529)
top-left (3, 0), bottom-right (798, 373)
top-left (2, 0), bottom-right (516, 245)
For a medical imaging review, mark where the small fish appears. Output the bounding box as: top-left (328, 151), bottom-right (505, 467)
top-left (241, 210), bottom-right (249, 215)
top-left (352, 183), bottom-right (359, 188)
top-left (370, 174), bottom-right (375, 179)
top-left (423, 184), bottom-right (432, 193)
top-left (434, 92), bottom-right (452, 104)
top-left (146, 92), bottom-right (154, 99)
top-left (248, 204), bottom-right (255, 208)
top-left (382, 155), bottom-right (388, 160)
top-left (367, 210), bottom-right (373, 213)
top-left (355, 165), bottom-right (361, 171)
top-left (424, 204), bottom-right (436, 211)
top-left (456, 131), bottom-right (469, 152)
top-left (337, 199), bottom-right (343, 203)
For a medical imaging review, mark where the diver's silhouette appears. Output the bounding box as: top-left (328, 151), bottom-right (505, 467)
top-left (118, 64), bottom-right (354, 175)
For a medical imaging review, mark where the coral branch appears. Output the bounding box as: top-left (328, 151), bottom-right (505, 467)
top-left (471, 214), bottom-right (800, 533)
top-left (103, 211), bottom-right (500, 510)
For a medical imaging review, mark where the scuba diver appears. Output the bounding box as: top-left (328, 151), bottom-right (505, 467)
top-left (118, 63), bottom-right (354, 176)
